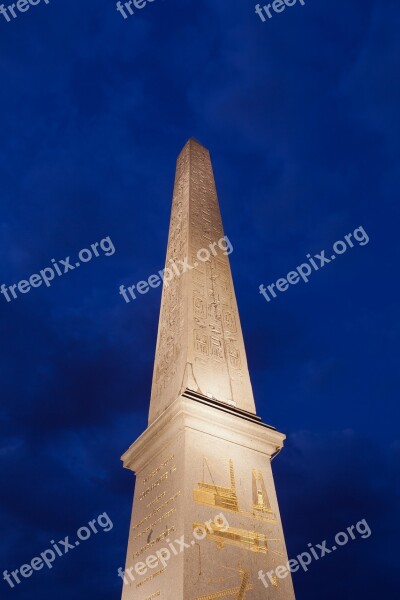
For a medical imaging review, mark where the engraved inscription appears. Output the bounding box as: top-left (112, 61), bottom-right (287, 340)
top-left (136, 568), bottom-right (165, 589)
top-left (143, 455), bottom-right (175, 484)
top-left (134, 526), bottom-right (175, 559)
top-left (194, 330), bottom-right (208, 356)
top-left (145, 592), bottom-right (161, 600)
top-left (139, 466), bottom-right (177, 501)
top-left (195, 567), bottom-right (253, 600)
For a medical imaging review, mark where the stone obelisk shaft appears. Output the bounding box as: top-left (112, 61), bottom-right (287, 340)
top-left (149, 139), bottom-right (255, 424)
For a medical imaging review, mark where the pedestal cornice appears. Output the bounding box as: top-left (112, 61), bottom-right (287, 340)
top-left (121, 391), bottom-right (286, 473)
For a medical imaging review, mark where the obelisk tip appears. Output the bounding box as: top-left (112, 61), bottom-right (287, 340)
top-left (181, 137), bottom-right (209, 153)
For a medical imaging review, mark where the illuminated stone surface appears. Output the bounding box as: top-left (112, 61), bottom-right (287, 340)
top-left (149, 138), bottom-right (256, 424)
top-left (120, 139), bottom-right (296, 600)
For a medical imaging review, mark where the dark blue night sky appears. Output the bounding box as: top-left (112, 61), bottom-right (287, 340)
top-left (0, 0), bottom-right (399, 598)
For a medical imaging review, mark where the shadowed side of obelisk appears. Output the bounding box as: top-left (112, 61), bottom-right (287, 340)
top-left (149, 139), bottom-right (256, 424)
top-left (148, 139), bottom-right (192, 424)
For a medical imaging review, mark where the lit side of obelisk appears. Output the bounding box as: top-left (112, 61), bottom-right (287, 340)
top-left (120, 139), bottom-right (296, 600)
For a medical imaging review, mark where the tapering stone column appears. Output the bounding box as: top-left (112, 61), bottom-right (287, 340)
top-left (149, 139), bottom-right (256, 424)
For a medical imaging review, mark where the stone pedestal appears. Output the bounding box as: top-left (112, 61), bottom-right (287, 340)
top-left (121, 392), bottom-right (296, 600)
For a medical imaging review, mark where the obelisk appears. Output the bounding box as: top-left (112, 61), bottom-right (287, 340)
top-left (120, 139), bottom-right (296, 600)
